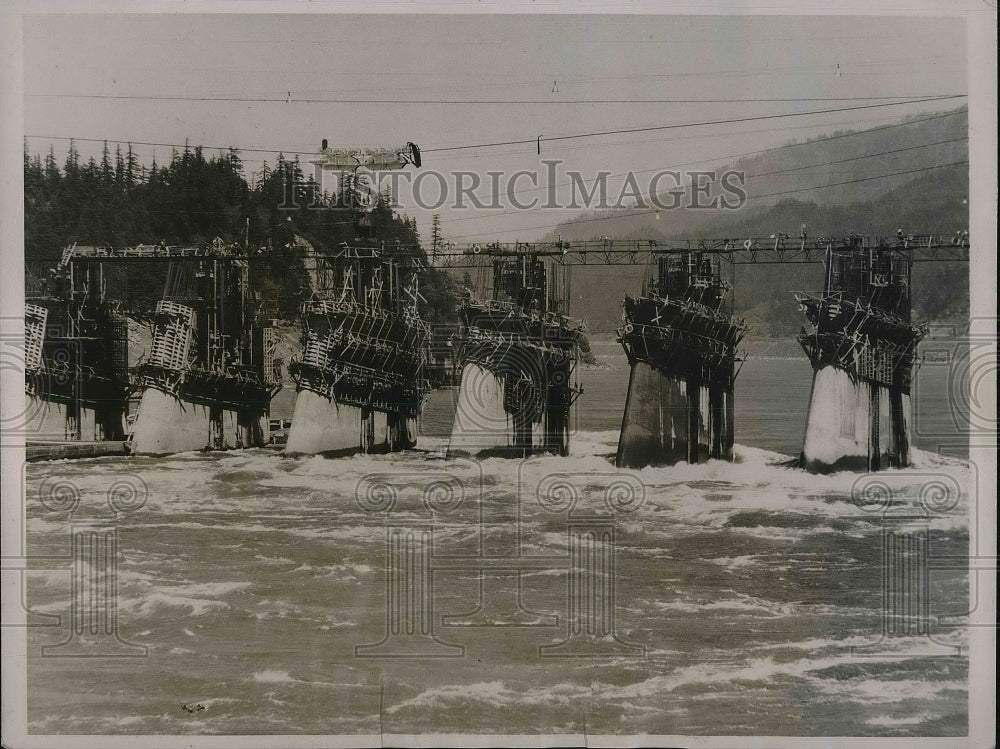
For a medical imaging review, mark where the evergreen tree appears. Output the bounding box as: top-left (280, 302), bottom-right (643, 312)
top-left (114, 144), bottom-right (125, 189)
top-left (125, 143), bottom-right (138, 191)
top-left (430, 213), bottom-right (442, 252)
top-left (44, 146), bottom-right (59, 182)
top-left (64, 139), bottom-right (80, 181)
top-left (100, 141), bottom-right (113, 185)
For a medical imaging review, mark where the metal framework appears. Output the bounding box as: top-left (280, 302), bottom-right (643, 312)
top-left (59, 233), bottom-right (971, 271)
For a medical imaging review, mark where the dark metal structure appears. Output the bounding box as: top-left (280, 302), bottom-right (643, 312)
top-left (58, 233), bottom-right (970, 268)
top-left (33, 229), bottom-right (968, 464)
top-left (616, 253), bottom-right (747, 467)
top-left (286, 247), bottom-right (431, 454)
top-left (47, 243), bottom-right (279, 454)
top-left (448, 254), bottom-right (583, 457)
top-left (24, 258), bottom-right (130, 441)
top-left (797, 235), bottom-right (926, 472)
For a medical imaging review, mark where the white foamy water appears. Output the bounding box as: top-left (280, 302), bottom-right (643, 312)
top-left (24, 422), bottom-right (969, 737)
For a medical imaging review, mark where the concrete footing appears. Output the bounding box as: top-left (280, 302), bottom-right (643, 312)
top-left (447, 363), bottom-right (547, 457)
top-left (616, 361), bottom-right (733, 468)
top-left (128, 388), bottom-right (268, 456)
top-left (284, 389), bottom-right (418, 456)
top-left (285, 389), bottom-right (364, 455)
top-left (448, 363), bottom-right (512, 456)
top-left (800, 365), bottom-right (911, 473)
top-left (27, 440), bottom-right (128, 461)
top-left (26, 395), bottom-right (125, 442)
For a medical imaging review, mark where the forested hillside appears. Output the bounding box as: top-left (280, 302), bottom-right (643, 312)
top-left (23, 141), bottom-right (460, 321)
top-left (545, 107), bottom-right (969, 334)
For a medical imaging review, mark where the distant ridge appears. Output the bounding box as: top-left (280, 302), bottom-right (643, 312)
top-left (544, 107), bottom-right (967, 243)
top-left (547, 107), bottom-right (968, 334)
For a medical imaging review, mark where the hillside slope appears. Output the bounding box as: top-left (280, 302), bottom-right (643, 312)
top-left (548, 108), bottom-right (969, 333)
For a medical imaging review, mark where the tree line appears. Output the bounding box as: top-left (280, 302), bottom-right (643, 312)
top-left (24, 140), bottom-right (461, 321)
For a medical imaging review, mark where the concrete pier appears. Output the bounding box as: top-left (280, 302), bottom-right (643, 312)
top-left (284, 388), bottom-right (416, 456)
top-left (129, 389), bottom-right (212, 455)
top-left (800, 365), bottom-right (912, 473)
top-left (448, 254), bottom-right (580, 458)
top-left (285, 390), bottom-right (363, 455)
top-left (448, 363), bottom-right (513, 456)
top-left (615, 361), bottom-right (733, 468)
top-left (447, 363), bottom-right (561, 458)
top-left (616, 362), bottom-right (734, 468)
top-left (797, 238), bottom-right (922, 473)
top-left (615, 253), bottom-right (743, 469)
top-left (28, 397), bottom-right (93, 442)
top-left (617, 363), bottom-right (689, 467)
top-left (129, 388), bottom-right (269, 455)
top-left (26, 396), bottom-right (126, 443)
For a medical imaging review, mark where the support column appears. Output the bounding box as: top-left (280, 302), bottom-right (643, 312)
top-left (371, 410), bottom-right (389, 453)
top-left (238, 407), bottom-right (268, 448)
top-left (709, 385), bottom-right (723, 459)
top-left (129, 389), bottom-right (211, 455)
top-left (801, 365), bottom-right (870, 473)
top-left (96, 401), bottom-right (127, 442)
top-left (891, 391), bottom-right (912, 468)
top-left (723, 386), bottom-right (735, 460)
top-left (694, 382), bottom-right (711, 462)
top-left (386, 412), bottom-right (402, 452)
top-left (448, 363), bottom-right (512, 457)
top-left (284, 389), bottom-right (363, 456)
top-left (400, 415), bottom-right (419, 450)
top-left (512, 403), bottom-right (534, 456)
top-left (802, 365), bottom-right (915, 473)
top-left (543, 392), bottom-right (569, 457)
top-left (616, 362), bottom-right (689, 468)
top-left (869, 383), bottom-right (882, 471)
top-left (875, 384), bottom-right (894, 469)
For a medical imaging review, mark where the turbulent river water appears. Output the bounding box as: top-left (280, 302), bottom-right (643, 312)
top-left (23, 346), bottom-right (971, 737)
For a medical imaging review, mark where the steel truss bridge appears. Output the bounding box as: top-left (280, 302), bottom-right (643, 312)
top-left (57, 233), bottom-right (970, 271)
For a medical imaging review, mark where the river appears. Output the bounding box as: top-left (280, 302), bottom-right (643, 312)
top-left (23, 342), bottom-right (970, 737)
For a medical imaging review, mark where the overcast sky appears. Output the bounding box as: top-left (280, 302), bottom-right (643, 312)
top-left (22, 12), bottom-right (968, 243)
